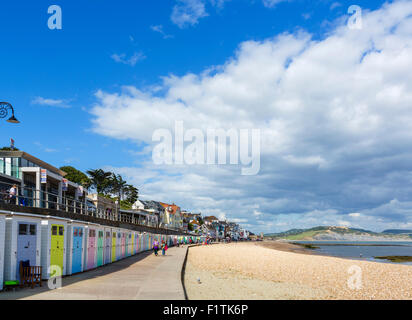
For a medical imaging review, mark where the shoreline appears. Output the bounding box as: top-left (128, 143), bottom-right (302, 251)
top-left (258, 240), bottom-right (412, 265)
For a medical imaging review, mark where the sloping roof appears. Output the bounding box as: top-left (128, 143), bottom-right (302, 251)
top-left (140, 200), bottom-right (164, 212)
top-left (159, 202), bottom-right (180, 215)
top-left (204, 215), bottom-right (218, 221)
top-left (0, 150), bottom-right (66, 176)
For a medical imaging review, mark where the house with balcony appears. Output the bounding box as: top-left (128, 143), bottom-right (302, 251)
top-left (86, 193), bottom-right (117, 219)
top-left (159, 202), bottom-right (183, 231)
top-left (132, 199), bottom-right (164, 227)
top-left (0, 150), bottom-right (88, 210)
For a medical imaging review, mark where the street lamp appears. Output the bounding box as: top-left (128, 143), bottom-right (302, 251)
top-left (0, 102), bottom-right (20, 123)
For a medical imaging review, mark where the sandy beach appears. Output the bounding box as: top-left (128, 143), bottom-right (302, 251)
top-left (184, 241), bottom-right (412, 300)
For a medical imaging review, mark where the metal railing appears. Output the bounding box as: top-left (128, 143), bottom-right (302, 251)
top-left (0, 181), bottom-right (161, 229)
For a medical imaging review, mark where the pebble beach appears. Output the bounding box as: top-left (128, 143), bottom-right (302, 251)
top-left (184, 241), bottom-right (412, 300)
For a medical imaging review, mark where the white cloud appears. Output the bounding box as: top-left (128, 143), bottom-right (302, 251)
top-left (31, 96), bottom-right (71, 108)
top-left (171, 0), bottom-right (208, 28)
top-left (330, 2), bottom-right (342, 11)
top-left (348, 213), bottom-right (361, 218)
top-left (91, 1), bottom-right (412, 233)
top-left (111, 52), bottom-right (146, 66)
top-left (262, 0), bottom-right (289, 8)
top-left (150, 25), bottom-right (174, 39)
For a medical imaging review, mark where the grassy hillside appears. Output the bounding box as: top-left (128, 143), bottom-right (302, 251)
top-left (264, 226), bottom-right (411, 240)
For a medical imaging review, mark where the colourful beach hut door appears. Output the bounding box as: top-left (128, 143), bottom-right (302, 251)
top-left (117, 232), bottom-right (121, 260)
top-left (97, 231), bottom-right (104, 267)
top-left (50, 225), bottom-right (64, 275)
top-left (87, 229), bottom-right (96, 269)
top-left (121, 233), bottom-right (125, 257)
top-left (16, 223), bottom-right (37, 280)
top-left (112, 232), bottom-right (116, 262)
top-left (105, 231), bottom-right (111, 264)
top-left (72, 227), bottom-right (83, 274)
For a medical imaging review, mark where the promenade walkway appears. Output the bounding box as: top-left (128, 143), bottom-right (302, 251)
top-left (0, 246), bottom-right (188, 300)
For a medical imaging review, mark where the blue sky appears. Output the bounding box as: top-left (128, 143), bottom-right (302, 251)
top-left (2, 0), bottom-right (412, 233)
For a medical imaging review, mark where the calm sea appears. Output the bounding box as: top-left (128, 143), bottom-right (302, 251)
top-left (293, 241), bottom-right (412, 265)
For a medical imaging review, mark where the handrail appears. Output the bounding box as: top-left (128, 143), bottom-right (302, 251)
top-left (0, 181), bottom-right (164, 230)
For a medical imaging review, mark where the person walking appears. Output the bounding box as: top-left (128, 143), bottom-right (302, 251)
top-left (161, 240), bottom-right (167, 256)
top-left (153, 239), bottom-right (159, 256)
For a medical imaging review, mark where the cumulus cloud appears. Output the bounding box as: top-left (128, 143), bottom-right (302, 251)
top-left (91, 1), bottom-right (412, 233)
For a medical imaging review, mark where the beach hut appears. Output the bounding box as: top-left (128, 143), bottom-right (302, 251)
top-left (66, 221), bottom-right (86, 275)
top-left (0, 214), bottom-right (5, 291)
top-left (125, 231), bottom-right (131, 257)
top-left (111, 229), bottom-right (117, 262)
top-left (132, 231), bottom-right (137, 255)
top-left (84, 224), bottom-right (97, 271)
top-left (96, 228), bottom-right (104, 267)
top-left (136, 232), bottom-right (140, 253)
top-left (40, 217), bottom-right (68, 279)
top-left (138, 232), bottom-right (142, 253)
top-left (104, 227), bottom-right (112, 265)
top-left (3, 213), bottom-right (42, 283)
top-left (121, 231), bottom-right (126, 258)
top-left (116, 230), bottom-right (122, 260)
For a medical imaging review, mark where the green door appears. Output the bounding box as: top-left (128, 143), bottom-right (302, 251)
top-left (97, 231), bottom-right (104, 266)
top-left (50, 224), bottom-right (64, 276)
top-left (111, 232), bottom-right (116, 262)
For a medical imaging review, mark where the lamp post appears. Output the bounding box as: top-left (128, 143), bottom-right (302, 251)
top-left (0, 102), bottom-right (20, 123)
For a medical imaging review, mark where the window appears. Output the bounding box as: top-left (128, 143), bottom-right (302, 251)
top-left (21, 158), bottom-right (28, 167)
top-left (29, 224), bottom-right (36, 235)
top-left (59, 227), bottom-right (64, 235)
top-left (106, 232), bottom-right (110, 237)
top-left (11, 158), bottom-right (19, 179)
top-left (113, 232), bottom-right (116, 238)
top-left (74, 229), bottom-right (78, 237)
top-left (19, 224), bottom-right (28, 235)
top-left (99, 231), bottom-right (103, 238)
top-left (5, 158), bottom-right (11, 176)
top-left (52, 226), bottom-right (58, 235)
top-left (0, 158), bottom-right (4, 174)
top-left (79, 229), bottom-right (83, 237)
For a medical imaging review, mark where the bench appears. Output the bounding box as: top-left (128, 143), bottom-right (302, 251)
top-left (19, 261), bottom-right (42, 289)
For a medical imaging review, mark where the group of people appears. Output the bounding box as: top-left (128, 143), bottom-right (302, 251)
top-left (152, 239), bottom-right (168, 256)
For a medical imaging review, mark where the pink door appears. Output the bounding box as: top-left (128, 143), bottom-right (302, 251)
top-left (87, 229), bottom-right (96, 269)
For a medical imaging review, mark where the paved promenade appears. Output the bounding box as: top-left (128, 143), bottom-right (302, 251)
top-left (0, 246), bottom-right (188, 300)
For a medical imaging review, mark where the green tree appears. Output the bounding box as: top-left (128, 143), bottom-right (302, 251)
top-left (0, 146), bottom-right (19, 151)
top-left (60, 166), bottom-right (91, 189)
top-left (124, 184), bottom-right (139, 204)
top-left (109, 173), bottom-right (127, 200)
top-left (86, 169), bottom-right (112, 194)
top-left (188, 223), bottom-right (194, 231)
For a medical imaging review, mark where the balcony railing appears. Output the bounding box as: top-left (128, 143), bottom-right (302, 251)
top-left (0, 181), bottom-right (167, 230)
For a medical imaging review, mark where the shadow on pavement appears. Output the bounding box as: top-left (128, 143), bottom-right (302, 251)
top-left (0, 250), bottom-right (154, 300)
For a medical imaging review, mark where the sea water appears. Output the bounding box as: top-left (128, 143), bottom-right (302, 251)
top-left (293, 241), bottom-right (412, 265)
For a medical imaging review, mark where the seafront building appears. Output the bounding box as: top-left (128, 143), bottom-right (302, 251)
top-left (0, 149), bottom-right (251, 240)
top-left (0, 150), bottom-right (88, 210)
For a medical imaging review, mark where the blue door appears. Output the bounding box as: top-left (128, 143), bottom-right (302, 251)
top-left (16, 222), bottom-right (37, 280)
top-left (72, 227), bottom-right (83, 274)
